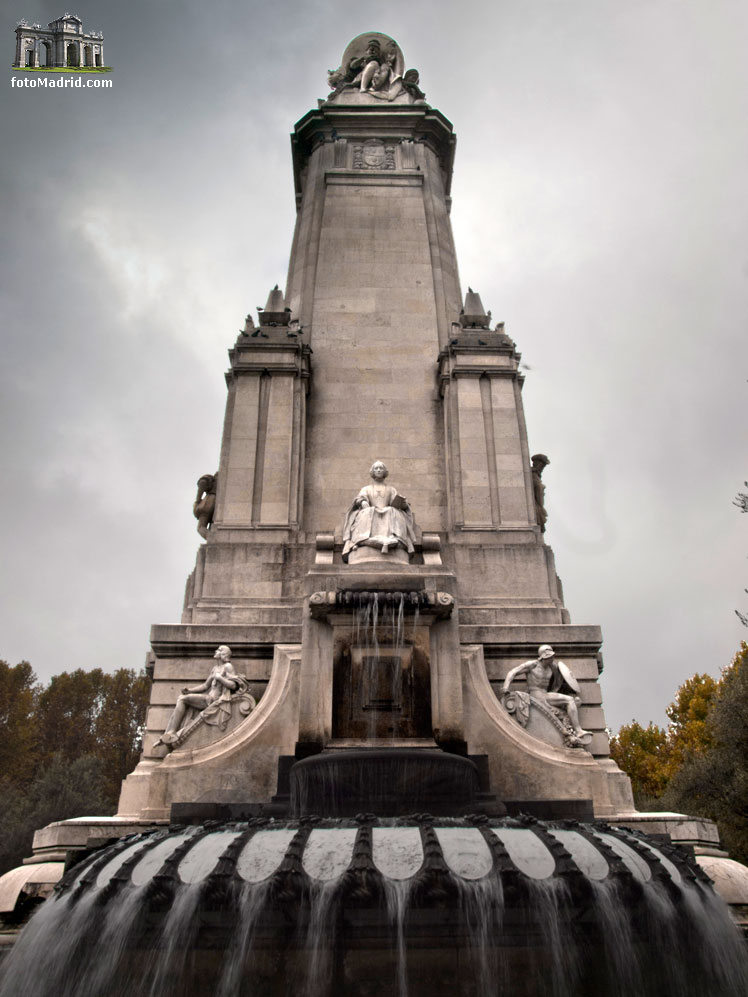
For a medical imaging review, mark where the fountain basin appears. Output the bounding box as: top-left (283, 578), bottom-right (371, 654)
top-left (290, 749), bottom-right (479, 817)
top-left (3, 817), bottom-right (748, 997)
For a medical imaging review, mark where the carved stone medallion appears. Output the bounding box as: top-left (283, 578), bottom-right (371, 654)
top-left (362, 139), bottom-right (386, 168)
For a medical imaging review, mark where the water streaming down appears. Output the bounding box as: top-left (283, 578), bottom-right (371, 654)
top-left (4, 817), bottom-right (747, 997)
top-left (3, 594), bottom-right (748, 995)
top-left (146, 883), bottom-right (203, 997)
top-left (525, 878), bottom-right (577, 997)
top-left (587, 880), bottom-right (641, 996)
top-left (455, 875), bottom-right (504, 997)
top-left (383, 876), bottom-right (413, 997)
top-left (351, 591), bottom-right (406, 742)
top-left (216, 881), bottom-right (272, 997)
top-left (0, 830), bottom-right (193, 997)
top-left (303, 879), bottom-right (340, 997)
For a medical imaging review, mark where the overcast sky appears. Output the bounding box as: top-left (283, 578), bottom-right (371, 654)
top-left (2, 0), bottom-right (747, 731)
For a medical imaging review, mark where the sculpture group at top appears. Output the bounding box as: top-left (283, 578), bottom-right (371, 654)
top-left (327, 34), bottom-right (425, 103)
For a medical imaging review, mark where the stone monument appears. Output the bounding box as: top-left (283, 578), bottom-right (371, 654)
top-left (2, 31), bottom-right (748, 996)
top-left (13, 13), bottom-right (104, 69)
top-left (111, 25), bottom-right (634, 823)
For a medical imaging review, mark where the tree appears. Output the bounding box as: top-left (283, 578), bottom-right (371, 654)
top-left (34, 668), bottom-right (109, 766)
top-left (611, 673), bottom-right (720, 811)
top-left (0, 754), bottom-right (111, 877)
top-left (664, 643), bottom-right (748, 863)
top-left (32, 667), bottom-right (150, 808)
top-left (93, 668), bottom-right (151, 805)
top-left (609, 721), bottom-right (673, 808)
top-left (665, 672), bottom-right (718, 766)
top-left (0, 661), bottom-right (39, 787)
top-left (0, 661), bottom-right (150, 876)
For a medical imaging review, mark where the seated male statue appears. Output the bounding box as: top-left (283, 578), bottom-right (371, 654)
top-left (501, 643), bottom-right (591, 743)
top-left (155, 644), bottom-right (245, 748)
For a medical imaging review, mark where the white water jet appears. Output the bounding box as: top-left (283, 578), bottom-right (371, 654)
top-left (383, 875), bottom-right (413, 997)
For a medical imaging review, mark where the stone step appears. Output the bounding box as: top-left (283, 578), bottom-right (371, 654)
top-left (325, 738), bottom-right (439, 751)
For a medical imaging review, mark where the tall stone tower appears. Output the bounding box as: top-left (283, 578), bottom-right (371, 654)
top-left (117, 32), bottom-right (634, 822)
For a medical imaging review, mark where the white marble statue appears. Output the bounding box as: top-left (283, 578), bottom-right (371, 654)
top-left (326, 35), bottom-right (422, 104)
top-left (501, 644), bottom-right (592, 749)
top-left (154, 645), bottom-right (255, 749)
top-left (342, 460), bottom-right (416, 562)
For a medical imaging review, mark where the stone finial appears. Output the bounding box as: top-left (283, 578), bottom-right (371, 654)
top-left (258, 285), bottom-right (291, 327)
top-left (460, 288), bottom-right (490, 328)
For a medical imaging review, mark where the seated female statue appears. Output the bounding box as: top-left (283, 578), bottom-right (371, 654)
top-left (342, 461), bottom-right (416, 562)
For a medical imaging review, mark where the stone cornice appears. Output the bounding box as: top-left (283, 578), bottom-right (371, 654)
top-left (225, 338), bottom-right (311, 385)
top-left (437, 338), bottom-right (522, 395)
top-left (291, 103), bottom-right (456, 201)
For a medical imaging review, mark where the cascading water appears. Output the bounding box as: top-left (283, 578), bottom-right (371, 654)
top-left (349, 590), bottom-right (408, 741)
top-left (2, 816), bottom-right (747, 997)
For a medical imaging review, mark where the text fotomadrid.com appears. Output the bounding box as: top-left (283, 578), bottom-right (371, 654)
top-left (11, 76), bottom-right (112, 88)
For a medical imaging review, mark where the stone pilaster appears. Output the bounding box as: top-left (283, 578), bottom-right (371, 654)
top-left (438, 328), bottom-right (536, 534)
top-left (214, 330), bottom-right (310, 534)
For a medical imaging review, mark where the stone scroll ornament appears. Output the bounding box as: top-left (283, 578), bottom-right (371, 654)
top-left (501, 644), bottom-right (593, 750)
top-left (153, 645), bottom-right (256, 752)
top-left (193, 472), bottom-right (217, 540)
top-left (341, 460), bottom-right (417, 562)
top-left (326, 33), bottom-right (426, 103)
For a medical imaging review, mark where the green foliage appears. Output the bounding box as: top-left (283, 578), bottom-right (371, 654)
top-left (611, 673), bottom-right (718, 809)
top-left (31, 667), bottom-right (150, 806)
top-left (0, 661), bottom-right (38, 786)
top-left (35, 668), bottom-right (109, 764)
top-left (613, 644), bottom-right (748, 863)
top-left (609, 721), bottom-right (673, 807)
top-left (0, 755), bottom-right (111, 878)
top-left (0, 662), bottom-right (150, 876)
top-left (664, 643), bottom-right (748, 863)
top-left (94, 669), bottom-right (151, 803)
top-left (665, 672), bottom-right (718, 765)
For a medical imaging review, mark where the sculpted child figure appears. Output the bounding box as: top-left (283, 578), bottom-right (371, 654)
top-left (342, 460), bottom-right (416, 562)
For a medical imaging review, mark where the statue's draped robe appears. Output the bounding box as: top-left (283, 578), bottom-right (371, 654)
top-left (342, 483), bottom-right (416, 561)
top-left (199, 665), bottom-right (247, 729)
